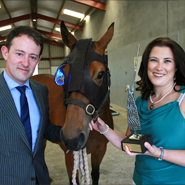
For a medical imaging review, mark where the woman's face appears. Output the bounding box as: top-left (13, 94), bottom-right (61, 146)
top-left (147, 46), bottom-right (176, 88)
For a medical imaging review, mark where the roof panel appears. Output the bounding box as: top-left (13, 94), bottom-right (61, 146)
top-left (37, 19), bottom-right (55, 31)
top-left (37, 0), bottom-right (63, 18)
top-left (0, 9), bottom-right (9, 21)
top-left (64, 0), bottom-right (89, 14)
top-left (58, 14), bottom-right (81, 25)
top-left (4, 1), bottom-right (30, 17)
top-left (14, 20), bottom-right (31, 27)
top-left (37, 9), bottom-right (57, 19)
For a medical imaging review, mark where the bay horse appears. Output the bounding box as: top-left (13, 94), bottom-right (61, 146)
top-left (31, 21), bottom-right (114, 184)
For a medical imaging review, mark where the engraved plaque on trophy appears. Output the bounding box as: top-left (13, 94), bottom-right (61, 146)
top-left (121, 45), bottom-right (153, 153)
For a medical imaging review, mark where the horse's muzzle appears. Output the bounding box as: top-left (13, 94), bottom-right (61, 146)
top-left (60, 129), bottom-right (88, 151)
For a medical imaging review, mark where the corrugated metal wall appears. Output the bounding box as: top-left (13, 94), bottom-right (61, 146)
top-left (0, 50), bottom-right (6, 73)
top-left (42, 43), bottom-right (49, 58)
top-left (52, 59), bottom-right (64, 66)
top-left (51, 44), bottom-right (64, 58)
top-left (38, 43), bottom-right (64, 75)
top-left (38, 60), bottom-right (50, 69)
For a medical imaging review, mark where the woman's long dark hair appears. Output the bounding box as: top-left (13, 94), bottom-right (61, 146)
top-left (136, 37), bottom-right (185, 100)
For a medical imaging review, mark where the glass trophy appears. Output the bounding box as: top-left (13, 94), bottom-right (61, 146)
top-left (121, 45), bottom-right (153, 153)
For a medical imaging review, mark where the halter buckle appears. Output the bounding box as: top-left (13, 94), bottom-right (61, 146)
top-left (92, 110), bottom-right (99, 122)
top-left (86, 104), bottom-right (95, 116)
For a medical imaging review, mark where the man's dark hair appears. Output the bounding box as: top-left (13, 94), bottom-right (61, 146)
top-left (6, 26), bottom-right (43, 56)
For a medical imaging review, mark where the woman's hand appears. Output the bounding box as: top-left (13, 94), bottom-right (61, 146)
top-left (144, 142), bottom-right (161, 158)
top-left (124, 142), bottom-right (161, 158)
top-left (89, 117), bottom-right (108, 133)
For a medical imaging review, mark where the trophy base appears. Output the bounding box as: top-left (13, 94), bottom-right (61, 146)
top-left (121, 133), bottom-right (153, 153)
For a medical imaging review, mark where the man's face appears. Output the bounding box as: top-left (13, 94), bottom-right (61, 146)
top-left (1, 34), bottom-right (41, 84)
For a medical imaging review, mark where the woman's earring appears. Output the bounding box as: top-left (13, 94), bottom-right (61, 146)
top-left (174, 74), bottom-right (176, 81)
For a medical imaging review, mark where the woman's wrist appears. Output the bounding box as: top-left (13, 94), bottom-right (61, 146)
top-left (100, 124), bottom-right (109, 134)
top-left (155, 147), bottom-right (164, 161)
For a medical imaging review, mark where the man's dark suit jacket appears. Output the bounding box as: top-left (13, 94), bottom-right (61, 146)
top-left (0, 73), bottom-right (62, 185)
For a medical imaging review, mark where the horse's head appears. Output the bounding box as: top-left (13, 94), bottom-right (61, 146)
top-left (55, 21), bottom-right (114, 151)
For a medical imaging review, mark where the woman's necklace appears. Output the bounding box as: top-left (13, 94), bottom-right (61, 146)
top-left (149, 83), bottom-right (176, 110)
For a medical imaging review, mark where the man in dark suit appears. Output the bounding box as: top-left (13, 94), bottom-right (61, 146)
top-left (0, 26), bottom-right (62, 184)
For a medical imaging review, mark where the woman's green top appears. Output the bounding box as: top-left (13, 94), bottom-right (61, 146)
top-left (133, 87), bottom-right (185, 184)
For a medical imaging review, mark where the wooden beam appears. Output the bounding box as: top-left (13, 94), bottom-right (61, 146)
top-left (0, 14), bottom-right (31, 27)
top-left (72, 0), bottom-right (106, 11)
top-left (40, 56), bottom-right (64, 60)
top-left (30, 0), bottom-right (38, 29)
top-left (51, 0), bottom-right (66, 33)
top-left (44, 39), bottom-right (64, 47)
top-left (0, 36), bottom-right (7, 42)
top-left (35, 13), bottom-right (83, 31)
top-left (0, 13), bottom-right (83, 31)
top-left (38, 67), bottom-right (50, 69)
top-left (64, 21), bottom-right (83, 31)
top-left (49, 44), bottom-right (51, 74)
top-left (1, 0), bottom-right (15, 28)
top-left (36, 29), bottom-right (62, 39)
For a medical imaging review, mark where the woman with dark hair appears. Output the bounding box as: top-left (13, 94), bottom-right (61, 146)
top-left (137, 37), bottom-right (185, 99)
top-left (89, 37), bottom-right (185, 184)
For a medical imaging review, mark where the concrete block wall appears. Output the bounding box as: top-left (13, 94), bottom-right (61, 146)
top-left (73, 0), bottom-right (185, 108)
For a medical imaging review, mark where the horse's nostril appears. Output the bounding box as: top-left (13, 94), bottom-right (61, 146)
top-left (77, 132), bottom-right (86, 148)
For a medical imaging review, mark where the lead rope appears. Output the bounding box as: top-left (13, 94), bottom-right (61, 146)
top-left (72, 148), bottom-right (90, 185)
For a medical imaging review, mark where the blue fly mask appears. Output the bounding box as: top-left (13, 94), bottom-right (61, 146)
top-left (55, 38), bottom-right (111, 121)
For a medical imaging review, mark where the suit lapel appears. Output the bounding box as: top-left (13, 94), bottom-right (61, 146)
top-left (29, 80), bottom-right (45, 155)
top-left (0, 73), bottom-right (32, 150)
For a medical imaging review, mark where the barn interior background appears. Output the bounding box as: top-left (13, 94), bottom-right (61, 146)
top-left (1, 0), bottom-right (185, 108)
top-left (0, 0), bottom-right (185, 184)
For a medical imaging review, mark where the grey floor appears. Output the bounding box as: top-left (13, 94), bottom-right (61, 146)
top-left (45, 104), bottom-right (135, 185)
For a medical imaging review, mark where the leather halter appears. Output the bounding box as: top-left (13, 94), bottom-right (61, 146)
top-left (64, 86), bottom-right (110, 122)
top-left (55, 39), bottom-right (111, 122)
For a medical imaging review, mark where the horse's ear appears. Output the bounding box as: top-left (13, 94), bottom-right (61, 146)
top-left (60, 21), bottom-right (77, 50)
top-left (95, 22), bottom-right (114, 56)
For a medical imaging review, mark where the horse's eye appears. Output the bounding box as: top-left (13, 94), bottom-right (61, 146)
top-left (97, 71), bottom-right (105, 79)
